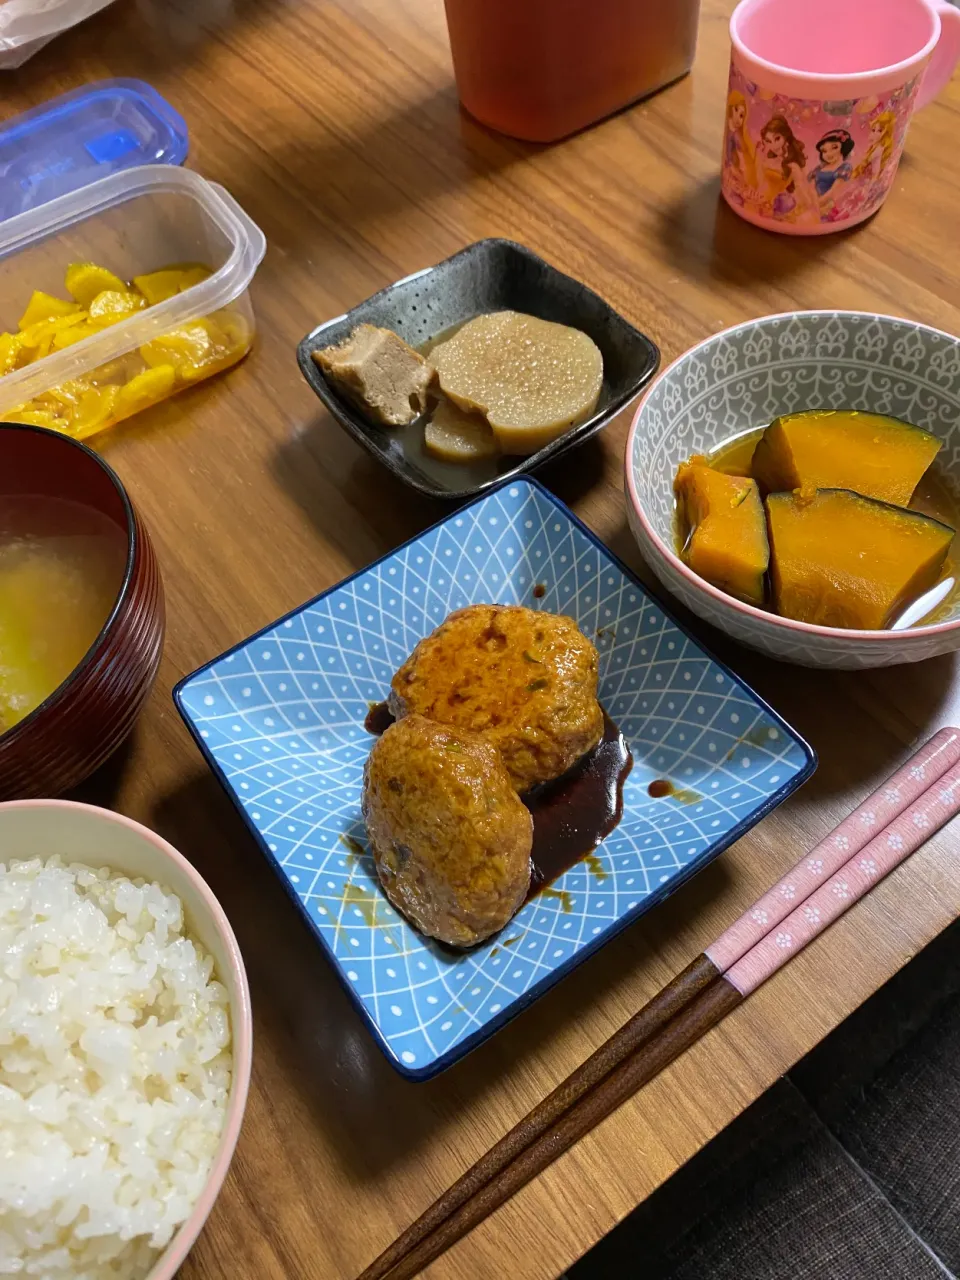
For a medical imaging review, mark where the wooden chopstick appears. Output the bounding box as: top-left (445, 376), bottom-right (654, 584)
top-left (378, 977), bottom-right (744, 1280)
top-left (372, 753), bottom-right (960, 1280)
top-left (358, 954), bottom-right (722, 1280)
top-left (358, 728), bottom-right (960, 1280)
top-left (375, 753), bottom-right (960, 1280)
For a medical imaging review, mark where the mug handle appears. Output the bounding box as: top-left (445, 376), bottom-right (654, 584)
top-left (917, 0), bottom-right (960, 108)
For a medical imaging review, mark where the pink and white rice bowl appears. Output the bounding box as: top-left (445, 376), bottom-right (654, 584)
top-left (0, 800), bottom-right (252, 1280)
top-left (626, 310), bottom-right (960, 669)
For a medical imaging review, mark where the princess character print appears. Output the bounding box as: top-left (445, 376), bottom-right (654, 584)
top-left (721, 66), bottom-right (919, 229)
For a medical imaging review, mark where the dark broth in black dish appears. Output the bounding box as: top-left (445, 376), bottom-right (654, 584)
top-left (297, 239), bottom-right (659, 500)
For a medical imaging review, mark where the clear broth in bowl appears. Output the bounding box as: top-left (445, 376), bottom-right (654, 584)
top-left (675, 426), bottom-right (960, 630)
top-left (0, 495), bottom-right (127, 733)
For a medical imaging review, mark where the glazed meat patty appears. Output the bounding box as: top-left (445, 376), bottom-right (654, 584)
top-left (362, 714), bottom-right (533, 947)
top-left (389, 604), bottom-right (603, 792)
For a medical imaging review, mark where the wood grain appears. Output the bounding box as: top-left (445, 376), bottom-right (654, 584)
top-left (3, 1), bottom-right (960, 1277)
top-left (360, 954), bottom-right (723, 1280)
top-left (371, 976), bottom-right (745, 1280)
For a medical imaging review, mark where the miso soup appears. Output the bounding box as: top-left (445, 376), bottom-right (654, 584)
top-left (0, 496), bottom-right (126, 733)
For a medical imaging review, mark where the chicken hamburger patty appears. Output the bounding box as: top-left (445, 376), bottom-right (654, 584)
top-left (362, 714), bottom-right (533, 947)
top-left (389, 603), bottom-right (603, 792)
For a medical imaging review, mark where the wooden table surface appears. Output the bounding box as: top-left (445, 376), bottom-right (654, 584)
top-left (7, 1), bottom-right (960, 1276)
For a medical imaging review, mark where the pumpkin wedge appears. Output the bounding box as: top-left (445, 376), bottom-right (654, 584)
top-left (675, 457), bottom-right (769, 607)
top-left (766, 487), bottom-right (954, 629)
top-left (751, 410), bottom-right (941, 506)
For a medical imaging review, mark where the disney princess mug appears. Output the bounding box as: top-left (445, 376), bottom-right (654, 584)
top-left (721, 0), bottom-right (960, 233)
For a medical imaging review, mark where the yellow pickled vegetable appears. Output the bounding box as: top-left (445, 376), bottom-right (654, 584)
top-left (132, 264), bottom-right (210, 305)
top-left (0, 334), bottom-right (20, 376)
top-left (177, 265), bottom-right (212, 291)
top-left (87, 290), bottom-right (145, 326)
top-left (51, 322), bottom-right (94, 351)
top-left (0, 259), bottom-right (248, 440)
top-left (72, 386), bottom-right (120, 439)
top-left (18, 292), bottom-right (80, 330)
top-left (20, 313), bottom-right (86, 356)
top-left (64, 263), bottom-right (128, 308)
top-left (44, 380), bottom-right (88, 409)
top-left (141, 322), bottom-right (214, 370)
top-left (117, 365), bottom-right (176, 416)
top-left (6, 408), bottom-right (67, 430)
top-left (24, 320), bottom-right (88, 363)
top-left (132, 269), bottom-right (183, 305)
top-left (144, 317), bottom-right (247, 382)
top-left (18, 325), bottom-right (55, 363)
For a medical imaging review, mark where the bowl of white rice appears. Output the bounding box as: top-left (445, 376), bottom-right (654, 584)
top-left (0, 800), bottom-right (252, 1280)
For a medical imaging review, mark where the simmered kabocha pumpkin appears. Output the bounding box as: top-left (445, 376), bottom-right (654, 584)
top-left (675, 457), bottom-right (769, 606)
top-left (751, 411), bottom-right (941, 506)
top-left (766, 488), bottom-right (955, 629)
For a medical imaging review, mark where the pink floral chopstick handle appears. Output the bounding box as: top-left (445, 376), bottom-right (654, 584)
top-left (707, 727), bottom-right (960, 972)
top-left (727, 757), bottom-right (960, 996)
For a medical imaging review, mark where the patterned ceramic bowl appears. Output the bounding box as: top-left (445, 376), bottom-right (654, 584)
top-left (0, 424), bottom-right (165, 796)
top-left (626, 311), bottom-right (960, 669)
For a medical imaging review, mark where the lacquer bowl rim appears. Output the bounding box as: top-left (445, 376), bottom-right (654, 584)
top-left (0, 422), bottom-right (137, 745)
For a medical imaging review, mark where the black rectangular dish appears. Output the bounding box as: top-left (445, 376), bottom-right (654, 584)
top-left (296, 239), bottom-right (660, 500)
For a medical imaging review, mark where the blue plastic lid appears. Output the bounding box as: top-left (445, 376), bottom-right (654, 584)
top-left (0, 79), bottom-right (188, 222)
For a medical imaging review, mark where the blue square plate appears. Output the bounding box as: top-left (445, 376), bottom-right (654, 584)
top-left (175, 480), bottom-right (815, 1079)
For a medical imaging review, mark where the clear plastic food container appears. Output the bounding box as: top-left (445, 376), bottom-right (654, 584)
top-left (0, 165), bottom-right (266, 439)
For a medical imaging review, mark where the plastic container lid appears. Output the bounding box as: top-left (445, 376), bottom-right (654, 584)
top-left (0, 79), bottom-right (188, 222)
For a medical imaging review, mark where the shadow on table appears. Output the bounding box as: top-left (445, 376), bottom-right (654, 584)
top-left (7, 0), bottom-right (528, 255)
top-left (536, 434), bottom-right (612, 508)
top-left (652, 175), bottom-right (875, 288)
top-left (271, 410), bottom-right (610, 549)
top-left (66, 736), bottom-right (138, 809)
top-left (149, 766), bottom-right (730, 1182)
top-left (4, 0), bottom-right (287, 81)
top-left (272, 412), bottom-right (447, 553)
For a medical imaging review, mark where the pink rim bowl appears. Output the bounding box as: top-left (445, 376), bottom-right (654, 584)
top-left (624, 310), bottom-right (960, 669)
top-left (0, 800), bottom-right (253, 1279)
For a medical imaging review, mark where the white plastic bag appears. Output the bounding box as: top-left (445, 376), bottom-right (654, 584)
top-left (0, 0), bottom-right (118, 68)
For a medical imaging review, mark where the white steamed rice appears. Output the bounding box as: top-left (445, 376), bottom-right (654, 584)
top-left (0, 857), bottom-right (232, 1279)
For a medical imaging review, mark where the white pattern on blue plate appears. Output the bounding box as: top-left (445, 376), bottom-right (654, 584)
top-left (176, 480), bottom-right (814, 1078)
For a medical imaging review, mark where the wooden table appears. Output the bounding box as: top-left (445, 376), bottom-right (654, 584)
top-left (7, 2), bottom-right (960, 1276)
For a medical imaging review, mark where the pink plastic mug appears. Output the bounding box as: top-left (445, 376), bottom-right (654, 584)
top-left (721, 0), bottom-right (960, 233)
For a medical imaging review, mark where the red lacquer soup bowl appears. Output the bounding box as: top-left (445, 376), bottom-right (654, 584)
top-left (0, 424), bottom-right (164, 798)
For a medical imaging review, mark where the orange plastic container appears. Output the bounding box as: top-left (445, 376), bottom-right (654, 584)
top-left (443, 0), bottom-right (701, 143)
